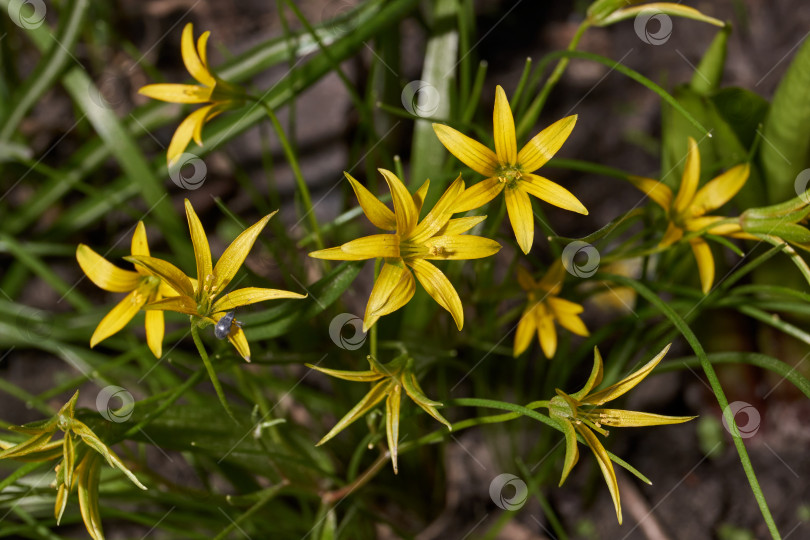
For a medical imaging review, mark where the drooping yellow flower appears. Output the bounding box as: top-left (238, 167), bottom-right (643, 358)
top-left (513, 261), bottom-right (589, 358)
top-left (433, 85), bottom-right (587, 254)
top-left (309, 169), bottom-right (501, 331)
top-left (628, 137), bottom-right (751, 294)
top-left (139, 23), bottom-right (244, 166)
top-left (548, 344), bottom-right (696, 524)
top-left (0, 391), bottom-right (146, 540)
top-left (126, 199), bottom-right (305, 361)
top-left (77, 222), bottom-right (174, 358)
top-left (308, 354), bottom-right (451, 474)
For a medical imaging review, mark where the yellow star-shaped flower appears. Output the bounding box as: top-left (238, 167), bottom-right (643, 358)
top-left (513, 261), bottom-right (589, 358)
top-left (77, 222), bottom-right (174, 358)
top-left (628, 137), bottom-right (751, 293)
top-left (126, 199), bottom-right (305, 361)
top-left (548, 344), bottom-right (696, 524)
top-left (433, 85), bottom-right (588, 254)
top-left (139, 23), bottom-right (244, 166)
top-left (309, 169), bottom-right (501, 331)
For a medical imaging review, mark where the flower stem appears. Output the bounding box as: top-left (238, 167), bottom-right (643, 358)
top-left (191, 323), bottom-right (239, 424)
top-left (252, 97), bottom-right (325, 252)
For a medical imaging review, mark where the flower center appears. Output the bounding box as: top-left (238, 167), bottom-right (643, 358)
top-left (399, 240), bottom-right (428, 261)
top-left (497, 167), bottom-right (523, 189)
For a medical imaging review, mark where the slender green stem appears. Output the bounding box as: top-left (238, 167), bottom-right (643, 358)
top-left (190, 323), bottom-right (239, 424)
top-left (252, 97), bottom-right (324, 251)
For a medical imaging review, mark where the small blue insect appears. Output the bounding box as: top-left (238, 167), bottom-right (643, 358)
top-left (214, 310), bottom-right (242, 340)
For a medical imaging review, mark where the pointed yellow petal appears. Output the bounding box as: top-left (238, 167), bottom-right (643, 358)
top-left (210, 311), bottom-right (251, 361)
top-left (197, 30), bottom-right (212, 70)
top-left (659, 222), bottom-right (684, 247)
top-left (308, 246), bottom-right (356, 260)
top-left (577, 425), bottom-right (622, 524)
top-left (537, 304), bottom-right (557, 358)
top-left (90, 287), bottom-right (149, 347)
top-left (549, 299), bottom-right (589, 337)
top-left (423, 234), bottom-right (501, 260)
top-left (213, 287), bottom-right (306, 313)
top-left (409, 175), bottom-right (465, 243)
top-left (306, 364), bottom-right (384, 382)
top-left (125, 255), bottom-right (195, 298)
top-left (690, 163), bottom-right (750, 216)
top-left (558, 419), bottom-right (580, 486)
top-left (493, 85), bottom-right (517, 166)
top-left (345, 172), bottom-right (396, 230)
top-left (626, 175), bottom-right (673, 210)
top-left (145, 309), bottom-right (164, 358)
top-left (77, 245), bottom-right (141, 293)
top-left (673, 137), bottom-right (700, 215)
top-left (184, 199), bottom-right (213, 291)
top-left (596, 409), bottom-right (697, 427)
top-left (138, 83), bottom-right (212, 104)
top-left (437, 216), bottom-right (487, 236)
top-left (379, 169), bottom-right (418, 237)
top-left (686, 216), bottom-right (743, 237)
top-left (408, 259), bottom-right (464, 330)
top-left (335, 234), bottom-right (401, 260)
top-left (516, 266), bottom-right (538, 291)
top-left (77, 453), bottom-right (105, 540)
top-left (505, 186), bottom-right (534, 254)
top-left (454, 177), bottom-right (504, 213)
top-left (690, 237), bottom-right (715, 294)
top-left (572, 347), bottom-right (604, 400)
top-left (522, 174), bottom-right (588, 215)
top-left (517, 115), bottom-right (577, 173)
top-left (546, 296), bottom-right (584, 314)
top-left (142, 296), bottom-right (198, 315)
top-left (402, 371), bottom-right (452, 430)
top-left (181, 23), bottom-right (215, 87)
top-left (166, 104), bottom-right (215, 166)
top-left (538, 260), bottom-right (566, 294)
top-left (363, 263), bottom-right (416, 331)
top-left (413, 179), bottom-right (430, 216)
top-left (513, 306), bottom-right (537, 357)
top-left (131, 221), bottom-right (150, 258)
top-left (585, 344), bottom-right (671, 405)
top-left (386, 384), bottom-right (402, 474)
top-left (212, 211), bottom-right (276, 293)
top-left (432, 123), bottom-right (499, 176)
top-left (316, 380), bottom-right (390, 446)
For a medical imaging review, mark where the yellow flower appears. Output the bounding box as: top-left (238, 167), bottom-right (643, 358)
top-left (139, 23), bottom-right (244, 166)
top-left (628, 137), bottom-right (751, 294)
top-left (513, 261), bottom-right (589, 358)
top-left (308, 354), bottom-right (451, 474)
top-left (77, 222), bottom-right (174, 358)
top-left (548, 344), bottom-right (696, 524)
top-left (432, 85), bottom-right (587, 254)
top-left (126, 199), bottom-right (305, 362)
top-left (309, 169), bottom-right (501, 331)
top-left (0, 391), bottom-right (146, 540)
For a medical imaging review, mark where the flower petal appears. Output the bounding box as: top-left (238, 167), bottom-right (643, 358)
top-left (316, 380), bottom-right (390, 446)
top-left (143, 296), bottom-right (198, 316)
top-left (577, 424), bottom-right (622, 525)
top-left (432, 123), bottom-right (499, 177)
top-left (513, 306), bottom-right (537, 357)
top-left (212, 287), bottom-right (306, 313)
top-left (321, 234), bottom-right (401, 261)
top-left (516, 266), bottom-right (538, 291)
top-left (549, 299), bottom-right (589, 337)
top-left (210, 311), bottom-right (251, 362)
top-left (379, 169), bottom-right (418, 237)
top-left (557, 419), bottom-right (580, 486)
top-left (659, 222), bottom-right (684, 247)
top-left (423, 234), bottom-right (501, 260)
top-left (626, 175), bottom-right (673, 210)
top-left (184, 199), bottom-right (213, 294)
top-left (197, 30), bottom-right (212, 71)
top-left (181, 23), bottom-right (215, 87)
top-left (673, 137), bottom-right (700, 215)
top-left (90, 287), bottom-right (149, 347)
top-left (505, 186), bottom-right (534, 254)
top-left (538, 260), bottom-right (566, 294)
top-left (386, 383), bottom-right (402, 473)
top-left (77, 245), bottom-right (141, 293)
top-left (125, 255), bottom-right (195, 298)
top-left (454, 177), bottom-right (504, 213)
top-left (307, 364), bottom-right (384, 382)
top-left (536, 303), bottom-right (557, 358)
top-left (166, 104), bottom-right (216, 166)
top-left (522, 174), bottom-right (588, 215)
top-left (690, 163), bottom-right (750, 216)
top-left (690, 237), bottom-right (715, 294)
top-left (686, 216), bottom-right (742, 236)
top-left (596, 409), bottom-right (697, 427)
top-left (409, 174), bottom-right (465, 243)
top-left (572, 347), bottom-right (604, 400)
top-left (402, 371), bottom-right (452, 430)
top-left (517, 115), bottom-right (577, 173)
top-left (584, 344), bottom-right (671, 405)
top-left (363, 262), bottom-right (415, 331)
top-left (345, 172), bottom-right (396, 230)
top-left (138, 83), bottom-right (212, 104)
top-left (131, 222), bottom-right (150, 257)
top-left (145, 309), bottom-right (164, 358)
top-left (493, 85), bottom-right (517, 166)
top-left (413, 179), bottom-right (430, 216)
top-left (212, 211), bottom-right (277, 294)
top-left (437, 216), bottom-right (487, 236)
top-left (408, 259), bottom-right (464, 330)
